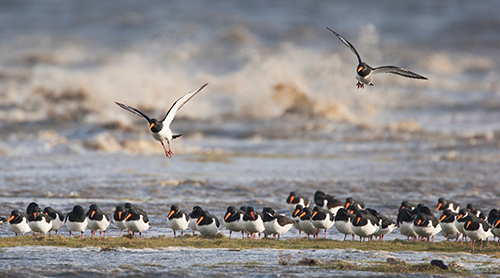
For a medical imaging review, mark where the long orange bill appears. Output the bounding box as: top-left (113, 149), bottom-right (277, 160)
top-left (440, 215), bottom-right (446, 222)
top-left (224, 213), bottom-right (231, 221)
top-left (8, 215), bottom-right (14, 222)
top-left (436, 203), bottom-right (442, 211)
top-left (168, 211), bottom-right (175, 218)
top-left (91, 211), bottom-right (96, 218)
top-left (311, 211), bottom-right (317, 219)
top-left (417, 219), bottom-right (422, 226)
top-left (149, 123), bottom-right (154, 130)
top-left (125, 213), bottom-right (132, 221)
top-left (197, 216), bottom-right (204, 225)
top-left (466, 221), bottom-right (471, 228)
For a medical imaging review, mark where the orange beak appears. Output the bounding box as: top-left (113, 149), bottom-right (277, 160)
top-left (436, 203), bottom-right (442, 211)
top-left (289, 196), bottom-right (294, 203)
top-left (294, 208), bottom-right (300, 217)
top-left (149, 122), bottom-right (154, 130)
top-left (465, 221), bottom-right (471, 229)
top-left (33, 212), bottom-right (37, 218)
top-left (197, 216), bottom-right (204, 225)
top-left (355, 217), bottom-right (360, 224)
top-left (118, 211), bottom-right (122, 219)
top-left (345, 202), bottom-right (351, 209)
top-left (311, 211), bottom-right (317, 219)
top-left (224, 212), bottom-right (231, 221)
top-left (8, 215), bottom-right (14, 222)
top-left (439, 215), bottom-right (446, 222)
top-left (124, 213), bottom-right (132, 221)
top-left (299, 212), bottom-right (306, 218)
top-left (250, 211), bottom-right (255, 220)
top-left (417, 219), bottom-right (422, 226)
top-left (168, 210), bottom-right (175, 218)
top-left (91, 211), bottom-right (96, 218)
top-left (495, 219), bottom-right (500, 228)
top-left (456, 214), bottom-right (463, 220)
top-left (357, 66), bottom-right (363, 72)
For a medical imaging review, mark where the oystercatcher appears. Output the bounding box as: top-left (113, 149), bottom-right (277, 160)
top-left (116, 83), bottom-right (208, 158)
top-left (167, 205), bottom-right (190, 237)
top-left (7, 210), bottom-right (31, 236)
top-left (113, 205), bottom-right (128, 236)
top-left (262, 207), bottom-right (294, 240)
top-left (243, 207), bottom-right (265, 239)
top-left (87, 204), bottom-right (110, 237)
top-left (125, 206), bottom-right (150, 238)
top-left (334, 208), bottom-right (355, 241)
top-left (196, 210), bottom-right (220, 239)
top-left (326, 27), bottom-right (427, 88)
top-left (437, 198), bottom-right (460, 213)
top-left (28, 207), bottom-right (53, 235)
top-left (286, 192), bottom-right (310, 213)
top-left (43, 207), bottom-right (64, 235)
top-left (65, 205), bottom-right (88, 237)
top-left (224, 206), bottom-right (245, 239)
top-left (310, 206), bottom-right (334, 239)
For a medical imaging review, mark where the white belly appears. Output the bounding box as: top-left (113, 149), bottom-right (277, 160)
top-left (66, 218), bottom-right (88, 232)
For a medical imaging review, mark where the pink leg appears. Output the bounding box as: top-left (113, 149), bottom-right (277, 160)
top-left (119, 229), bottom-right (123, 237)
top-left (160, 141), bottom-right (171, 158)
top-left (356, 81), bottom-right (365, 89)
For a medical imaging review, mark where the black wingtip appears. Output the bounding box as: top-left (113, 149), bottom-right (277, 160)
top-left (172, 134), bottom-right (182, 140)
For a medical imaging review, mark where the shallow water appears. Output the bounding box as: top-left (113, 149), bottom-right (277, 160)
top-left (1, 0), bottom-right (500, 276)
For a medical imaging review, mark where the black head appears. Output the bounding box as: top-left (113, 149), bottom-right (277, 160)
top-left (168, 205), bottom-right (181, 219)
top-left (189, 206), bottom-right (203, 218)
top-left (292, 205), bottom-right (304, 218)
top-left (114, 205), bottom-right (127, 221)
top-left (149, 119), bottom-right (163, 133)
top-left (26, 202), bottom-right (39, 214)
top-left (262, 207), bottom-right (275, 215)
top-left (356, 62), bottom-right (371, 77)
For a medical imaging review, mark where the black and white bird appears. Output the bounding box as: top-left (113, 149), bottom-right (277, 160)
top-left (398, 201), bottom-right (417, 212)
top-left (87, 204), bottom-right (110, 237)
top-left (115, 83), bottom-right (208, 158)
top-left (262, 207), bottom-right (294, 240)
top-left (311, 206), bottom-right (335, 239)
top-left (397, 207), bottom-right (417, 240)
top-left (43, 207), bottom-right (64, 235)
top-left (125, 207), bottom-right (150, 238)
top-left (487, 209), bottom-right (500, 239)
top-left (345, 197), bottom-right (365, 212)
top-left (7, 210), bottom-right (31, 236)
top-left (314, 191), bottom-right (344, 214)
top-left (196, 210), bottom-right (220, 239)
top-left (167, 205), bottom-right (190, 237)
top-left (243, 207), bottom-right (265, 239)
top-left (437, 198), bottom-right (460, 214)
top-left (439, 209), bottom-right (460, 241)
top-left (292, 205), bottom-right (306, 238)
top-left (113, 205), bottom-right (128, 237)
top-left (351, 210), bottom-right (379, 241)
top-left (326, 27), bottom-right (427, 89)
top-left (412, 206), bottom-right (441, 241)
top-left (224, 206), bottom-right (245, 239)
top-left (65, 205), bottom-right (88, 237)
top-left (28, 207), bottom-right (53, 235)
top-left (298, 207), bottom-right (319, 239)
top-left (334, 208), bottom-right (355, 241)
top-left (286, 192), bottom-right (310, 213)
top-left (188, 206), bottom-right (204, 235)
top-left (373, 214), bottom-right (397, 241)
top-left (464, 216), bottom-right (492, 252)
top-left (455, 208), bottom-right (472, 243)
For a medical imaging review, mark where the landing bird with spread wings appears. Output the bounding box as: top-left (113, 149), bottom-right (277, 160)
top-left (116, 83), bottom-right (208, 158)
top-left (326, 27), bottom-right (427, 88)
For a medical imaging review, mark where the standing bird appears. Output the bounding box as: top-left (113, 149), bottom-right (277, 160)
top-left (345, 197), bottom-right (365, 211)
top-left (196, 210), bottom-right (220, 239)
top-left (115, 83), bottom-right (208, 158)
top-left (224, 206), bottom-right (245, 239)
top-left (412, 207), bottom-right (441, 242)
top-left (28, 207), bottom-right (53, 235)
top-left (167, 205), bottom-right (190, 237)
top-left (113, 205), bottom-right (128, 237)
top-left (262, 207), bottom-right (294, 240)
top-left (437, 198), bottom-right (460, 214)
top-left (298, 207), bottom-right (319, 239)
top-left (188, 206), bottom-right (204, 235)
top-left (125, 207), bottom-right (150, 238)
top-left (351, 210), bottom-right (379, 241)
top-left (334, 208), bottom-right (355, 241)
top-left (311, 206), bottom-right (335, 239)
top-left (373, 214), bottom-right (397, 240)
top-left (456, 209), bottom-right (472, 243)
top-left (43, 207), bottom-right (64, 235)
top-left (87, 204), bottom-right (110, 237)
top-left (326, 27), bottom-right (427, 88)
top-left (243, 207), bottom-right (265, 239)
top-left (292, 205), bottom-right (306, 239)
top-left (397, 207), bottom-right (417, 240)
top-left (7, 210), bottom-right (31, 236)
top-left (464, 217), bottom-right (492, 252)
top-left (286, 192), bottom-right (310, 213)
top-left (439, 209), bottom-right (460, 241)
top-left (65, 205), bottom-right (88, 237)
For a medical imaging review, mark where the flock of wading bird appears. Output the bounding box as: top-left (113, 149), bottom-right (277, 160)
top-left (3, 190), bottom-right (499, 252)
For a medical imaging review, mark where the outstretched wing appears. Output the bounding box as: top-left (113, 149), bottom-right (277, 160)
top-left (161, 82), bottom-right (209, 125)
top-left (326, 27), bottom-right (363, 64)
top-left (115, 102), bottom-right (152, 122)
top-left (371, 66), bottom-right (428, 80)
